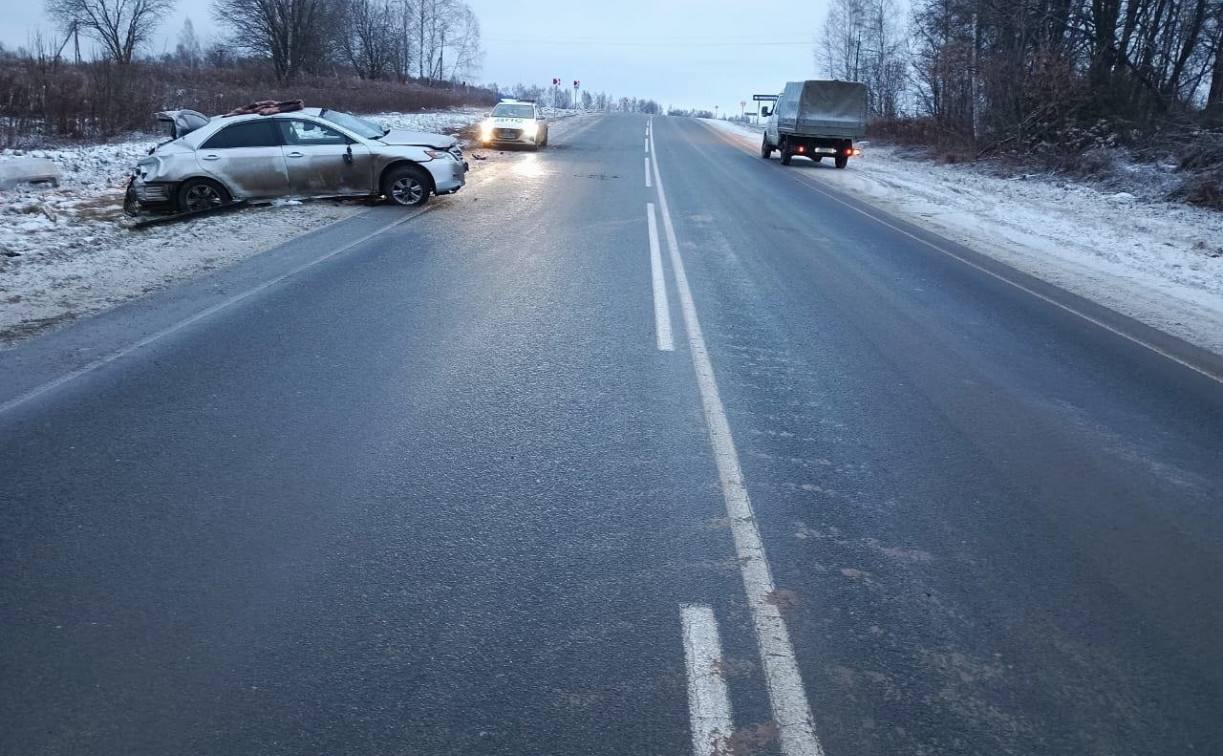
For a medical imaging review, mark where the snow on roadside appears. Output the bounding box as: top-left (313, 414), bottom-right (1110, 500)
top-left (705, 119), bottom-right (1223, 356)
top-left (0, 107), bottom-right (501, 344)
top-left (0, 199), bottom-right (362, 343)
top-left (366, 106), bottom-right (584, 136)
top-left (359, 108), bottom-right (486, 135)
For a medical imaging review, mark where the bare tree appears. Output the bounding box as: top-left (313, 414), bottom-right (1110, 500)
top-left (174, 17), bottom-right (203, 67)
top-left (336, 0), bottom-right (396, 79)
top-left (212, 0), bottom-right (337, 82)
top-left (1208, 6), bottom-right (1223, 110)
top-left (410, 0), bottom-right (480, 83)
top-left (441, 0), bottom-right (481, 81)
top-left (45, 0), bottom-right (177, 64)
top-left (818, 0), bottom-right (908, 117)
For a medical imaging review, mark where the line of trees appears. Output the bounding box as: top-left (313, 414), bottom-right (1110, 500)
top-left (0, 0), bottom-right (498, 141)
top-left (37, 0), bottom-right (483, 83)
top-left (819, 0), bottom-right (1223, 148)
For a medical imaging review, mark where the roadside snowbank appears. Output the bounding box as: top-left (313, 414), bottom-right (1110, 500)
top-left (705, 119), bottom-right (1223, 356)
top-left (0, 109), bottom-right (494, 343)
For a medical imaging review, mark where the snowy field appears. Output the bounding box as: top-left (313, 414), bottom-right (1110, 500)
top-left (0, 108), bottom-right (539, 343)
top-left (706, 119), bottom-right (1223, 356)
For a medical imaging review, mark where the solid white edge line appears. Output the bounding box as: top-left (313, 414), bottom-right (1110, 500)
top-left (789, 172), bottom-right (1223, 386)
top-left (681, 604), bottom-right (734, 756)
top-left (650, 125), bottom-right (826, 756)
top-left (647, 203), bottom-right (675, 351)
top-left (706, 122), bottom-right (1223, 387)
top-left (0, 207), bottom-right (432, 416)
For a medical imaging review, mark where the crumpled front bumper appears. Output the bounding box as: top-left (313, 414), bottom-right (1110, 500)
top-left (427, 155), bottom-right (467, 195)
top-left (129, 178), bottom-right (176, 208)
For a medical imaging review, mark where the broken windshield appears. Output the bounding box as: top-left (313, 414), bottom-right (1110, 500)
top-left (319, 109), bottom-right (385, 139)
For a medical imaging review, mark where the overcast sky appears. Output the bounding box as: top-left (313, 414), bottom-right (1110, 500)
top-left (0, 0), bottom-right (827, 113)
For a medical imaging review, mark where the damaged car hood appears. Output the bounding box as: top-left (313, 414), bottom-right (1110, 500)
top-left (378, 129), bottom-right (456, 149)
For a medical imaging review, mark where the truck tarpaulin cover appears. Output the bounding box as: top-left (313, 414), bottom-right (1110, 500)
top-left (775, 81), bottom-right (868, 139)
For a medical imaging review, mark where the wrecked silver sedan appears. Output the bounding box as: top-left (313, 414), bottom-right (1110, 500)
top-left (131, 108), bottom-right (466, 212)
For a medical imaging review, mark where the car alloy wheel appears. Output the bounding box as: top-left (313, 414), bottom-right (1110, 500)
top-left (182, 183), bottom-right (226, 212)
top-left (390, 176), bottom-right (426, 206)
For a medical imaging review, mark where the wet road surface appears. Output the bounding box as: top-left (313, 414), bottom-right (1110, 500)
top-left (2, 113), bottom-right (1222, 755)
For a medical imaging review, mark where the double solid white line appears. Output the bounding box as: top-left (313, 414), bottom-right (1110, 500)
top-left (649, 119), bottom-right (827, 756)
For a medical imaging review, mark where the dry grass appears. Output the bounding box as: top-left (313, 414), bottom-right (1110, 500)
top-left (0, 58), bottom-right (499, 146)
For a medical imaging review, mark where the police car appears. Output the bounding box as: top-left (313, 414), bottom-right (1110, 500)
top-left (478, 100), bottom-right (550, 150)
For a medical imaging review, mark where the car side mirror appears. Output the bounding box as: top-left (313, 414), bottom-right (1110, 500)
top-left (761, 107), bottom-right (771, 117)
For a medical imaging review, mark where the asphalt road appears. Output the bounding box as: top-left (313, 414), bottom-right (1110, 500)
top-left (2, 113), bottom-right (1222, 756)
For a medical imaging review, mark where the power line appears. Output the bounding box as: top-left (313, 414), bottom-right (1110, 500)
top-left (483, 36), bottom-right (813, 48)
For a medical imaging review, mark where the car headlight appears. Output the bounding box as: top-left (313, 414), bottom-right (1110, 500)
top-left (136, 157), bottom-right (160, 181)
top-left (423, 149), bottom-right (450, 161)
top-left (480, 119), bottom-right (494, 138)
top-left (523, 122), bottom-right (538, 138)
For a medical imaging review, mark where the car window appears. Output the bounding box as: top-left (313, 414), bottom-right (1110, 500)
top-left (280, 120), bottom-right (350, 146)
top-left (201, 121), bottom-right (282, 149)
top-left (492, 104), bottom-right (536, 119)
top-left (319, 110), bottom-right (384, 139)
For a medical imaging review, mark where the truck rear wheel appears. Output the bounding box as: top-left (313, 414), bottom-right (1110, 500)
top-left (760, 135), bottom-right (772, 159)
top-left (780, 149), bottom-right (793, 166)
top-left (834, 154), bottom-right (848, 169)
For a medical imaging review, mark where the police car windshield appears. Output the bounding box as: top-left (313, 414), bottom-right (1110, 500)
top-left (492, 104), bottom-right (535, 118)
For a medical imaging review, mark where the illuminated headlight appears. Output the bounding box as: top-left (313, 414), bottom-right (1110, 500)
top-left (480, 119), bottom-right (494, 139)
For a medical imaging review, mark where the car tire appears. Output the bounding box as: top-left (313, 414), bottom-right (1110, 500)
top-left (780, 149), bottom-right (793, 166)
top-left (835, 155), bottom-right (848, 169)
top-left (176, 178), bottom-right (231, 213)
top-left (760, 135), bottom-right (772, 159)
top-left (382, 164), bottom-right (432, 207)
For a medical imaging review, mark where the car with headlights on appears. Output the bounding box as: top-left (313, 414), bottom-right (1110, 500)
top-left (130, 107), bottom-right (467, 212)
top-left (478, 100), bottom-right (549, 150)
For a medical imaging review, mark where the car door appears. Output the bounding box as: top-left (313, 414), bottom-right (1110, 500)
top-left (276, 119), bottom-right (374, 198)
top-left (196, 120), bottom-right (290, 199)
